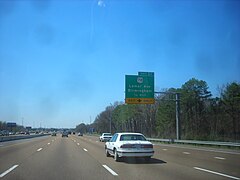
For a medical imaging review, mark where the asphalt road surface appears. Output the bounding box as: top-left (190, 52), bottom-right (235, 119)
top-left (0, 134), bottom-right (239, 180)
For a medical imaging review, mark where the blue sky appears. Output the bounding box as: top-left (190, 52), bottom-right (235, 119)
top-left (0, 0), bottom-right (239, 128)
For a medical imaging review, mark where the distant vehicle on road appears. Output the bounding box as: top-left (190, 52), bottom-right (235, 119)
top-left (99, 133), bottom-right (112, 142)
top-left (62, 131), bottom-right (68, 137)
top-left (51, 132), bottom-right (57, 136)
top-left (0, 130), bottom-right (9, 136)
top-left (105, 132), bottom-right (154, 162)
top-left (78, 132), bottom-right (83, 136)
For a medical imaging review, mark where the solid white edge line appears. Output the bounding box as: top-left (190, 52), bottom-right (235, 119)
top-left (155, 144), bottom-right (240, 155)
top-left (102, 165), bottom-right (118, 176)
top-left (83, 148), bottom-right (88, 152)
top-left (0, 165), bottom-right (19, 178)
top-left (214, 157), bottom-right (225, 160)
top-left (37, 148), bottom-right (43, 152)
top-left (194, 167), bottom-right (240, 180)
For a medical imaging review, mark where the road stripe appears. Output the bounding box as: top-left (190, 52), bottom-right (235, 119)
top-left (77, 143), bottom-right (80, 145)
top-left (52, 140), bottom-right (54, 142)
top-left (47, 143), bottom-right (51, 145)
top-left (0, 165), bottom-right (19, 178)
top-left (74, 140), bottom-right (76, 142)
top-left (183, 152), bottom-right (190, 155)
top-left (194, 167), bottom-right (240, 180)
top-left (102, 165), bottom-right (118, 176)
top-left (214, 157), bottom-right (225, 160)
top-left (83, 148), bottom-right (88, 152)
top-left (37, 148), bottom-right (43, 152)
top-left (162, 149), bottom-right (167, 151)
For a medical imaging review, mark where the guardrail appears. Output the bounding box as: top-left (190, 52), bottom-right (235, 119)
top-left (147, 138), bottom-right (240, 147)
top-left (0, 134), bottom-right (50, 142)
top-left (84, 134), bottom-right (240, 148)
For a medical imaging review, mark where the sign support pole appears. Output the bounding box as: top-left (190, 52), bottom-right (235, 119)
top-left (155, 91), bottom-right (181, 140)
top-left (176, 93), bottom-right (181, 140)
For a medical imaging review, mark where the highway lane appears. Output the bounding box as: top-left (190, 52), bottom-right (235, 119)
top-left (0, 134), bottom-right (239, 180)
top-left (2, 135), bottom-right (114, 180)
top-left (72, 135), bottom-right (240, 180)
top-left (0, 135), bottom-right (54, 176)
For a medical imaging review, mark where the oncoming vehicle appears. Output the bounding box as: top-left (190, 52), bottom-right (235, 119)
top-left (105, 133), bottom-right (154, 162)
top-left (99, 133), bottom-right (112, 142)
top-left (0, 130), bottom-right (9, 136)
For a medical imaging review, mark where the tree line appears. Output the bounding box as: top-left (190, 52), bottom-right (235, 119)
top-left (76, 78), bottom-right (240, 142)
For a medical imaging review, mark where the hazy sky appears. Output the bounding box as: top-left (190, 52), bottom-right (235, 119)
top-left (0, 0), bottom-right (239, 128)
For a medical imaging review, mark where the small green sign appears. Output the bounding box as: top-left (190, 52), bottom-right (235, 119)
top-left (138, 72), bottom-right (154, 77)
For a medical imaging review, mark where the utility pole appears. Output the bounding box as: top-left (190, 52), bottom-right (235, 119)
top-left (110, 115), bottom-right (112, 134)
top-left (176, 93), bottom-right (181, 140)
top-left (109, 103), bottom-right (113, 134)
top-left (22, 117), bottom-right (24, 128)
top-left (155, 91), bottom-right (181, 140)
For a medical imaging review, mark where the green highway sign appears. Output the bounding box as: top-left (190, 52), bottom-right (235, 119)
top-left (125, 72), bottom-right (155, 104)
top-left (138, 72), bottom-right (154, 77)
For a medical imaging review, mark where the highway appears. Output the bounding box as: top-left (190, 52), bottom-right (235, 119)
top-left (0, 134), bottom-right (239, 180)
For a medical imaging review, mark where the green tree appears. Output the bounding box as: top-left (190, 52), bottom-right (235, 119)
top-left (75, 123), bottom-right (87, 133)
top-left (221, 82), bottom-right (240, 141)
top-left (181, 78), bottom-right (212, 139)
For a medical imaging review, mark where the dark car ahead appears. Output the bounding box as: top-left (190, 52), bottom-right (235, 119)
top-left (78, 132), bottom-right (83, 136)
top-left (62, 131), bottom-right (68, 137)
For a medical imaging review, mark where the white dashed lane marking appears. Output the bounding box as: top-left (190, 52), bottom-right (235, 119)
top-left (102, 165), bottom-right (118, 176)
top-left (37, 148), bottom-right (43, 152)
top-left (47, 143), bottom-right (51, 145)
top-left (183, 152), bottom-right (190, 155)
top-left (77, 143), bottom-right (80, 146)
top-left (162, 149), bottom-right (168, 151)
top-left (83, 148), bottom-right (88, 152)
top-left (214, 157), bottom-right (226, 160)
top-left (0, 165), bottom-right (19, 178)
